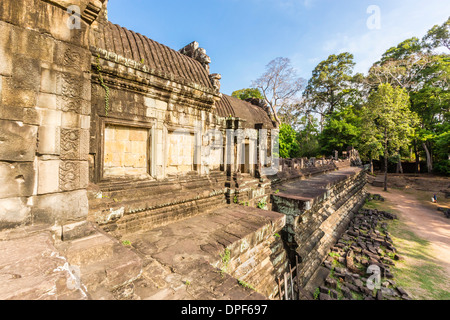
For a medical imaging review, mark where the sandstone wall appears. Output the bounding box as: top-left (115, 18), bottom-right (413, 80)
top-left (0, 0), bottom-right (107, 229)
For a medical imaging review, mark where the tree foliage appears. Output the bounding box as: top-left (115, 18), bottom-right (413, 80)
top-left (303, 52), bottom-right (363, 130)
top-left (423, 16), bottom-right (450, 51)
top-left (319, 106), bottom-right (361, 155)
top-left (245, 17), bottom-right (449, 176)
top-left (231, 88), bottom-right (264, 100)
top-left (278, 123), bottom-right (300, 159)
top-left (361, 84), bottom-right (418, 189)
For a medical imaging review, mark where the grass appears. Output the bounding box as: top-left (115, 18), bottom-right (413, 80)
top-left (363, 196), bottom-right (450, 300)
top-left (122, 240), bottom-right (132, 246)
top-left (238, 279), bottom-right (256, 291)
top-left (219, 248), bottom-right (231, 276)
top-left (328, 252), bottom-right (341, 258)
top-left (386, 218), bottom-right (450, 300)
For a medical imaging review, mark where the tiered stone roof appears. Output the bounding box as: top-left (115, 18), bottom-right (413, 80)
top-left (90, 21), bottom-right (214, 89)
top-left (215, 94), bottom-right (274, 128)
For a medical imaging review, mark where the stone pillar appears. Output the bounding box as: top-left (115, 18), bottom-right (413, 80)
top-left (0, 0), bottom-right (106, 229)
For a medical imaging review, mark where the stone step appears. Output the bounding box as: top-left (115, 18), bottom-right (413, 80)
top-left (58, 233), bottom-right (117, 266)
top-left (55, 228), bottom-right (143, 298)
top-left (77, 248), bottom-right (142, 298)
top-left (98, 194), bottom-right (227, 236)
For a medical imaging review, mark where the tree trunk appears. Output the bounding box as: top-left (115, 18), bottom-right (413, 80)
top-left (370, 158), bottom-right (374, 174)
top-left (414, 139), bottom-right (420, 174)
top-left (384, 154), bottom-right (388, 191)
top-left (384, 135), bottom-right (388, 192)
top-left (396, 152), bottom-right (403, 174)
top-left (423, 142), bottom-right (433, 173)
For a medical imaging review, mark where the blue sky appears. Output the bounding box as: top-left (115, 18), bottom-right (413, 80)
top-left (107, 0), bottom-right (450, 95)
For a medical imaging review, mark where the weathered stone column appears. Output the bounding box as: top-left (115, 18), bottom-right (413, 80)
top-left (0, 0), bottom-right (106, 229)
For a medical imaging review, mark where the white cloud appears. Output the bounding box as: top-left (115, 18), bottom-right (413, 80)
top-left (320, 0), bottom-right (450, 74)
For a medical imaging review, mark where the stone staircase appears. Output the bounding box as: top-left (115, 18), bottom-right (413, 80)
top-left (53, 221), bottom-right (142, 300)
top-left (86, 173), bottom-right (228, 237)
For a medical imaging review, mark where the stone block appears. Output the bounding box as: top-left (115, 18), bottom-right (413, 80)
top-left (0, 162), bottom-right (35, 199)
top-left (11, 55), bottom-right (41, 91)
top-left (0, 22), bottom-right (13, 76)
top-left (129, 128), bottom-right (148, 141)
top-left (144, 97), bottom-right (168, 111)
top-left (61, 111), bottom-right (81, 128)
top-left (39, 108), bottom-right (61, 127)
top-left (0, 119), bottom-right (38, 162)
top-left (37, 126), bottom-right (60, 155)
top-left (12, 26), bottom-right (54, 63)
top-left (0, 197), bottom-right (31, 228)
top-left (38, 160), bottom-right (60, 195)
top-left (1, 77), bottom-right (37, 109)
top-left (80, 115), bottom-right (90, 129)
top-left (40, 68), bottom-right (57, 94)
top-left (32, 190), bottom-right (88, 224)
top-left (0, 104), bottom-right (24, 122)
top-left (37, 92), bottom-right (57, 110)
top-left (23, 107), bottom-right (41, 125)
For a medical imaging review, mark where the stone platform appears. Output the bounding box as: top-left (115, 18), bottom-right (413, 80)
top-left (0, 205), bottom-right (285, 300)
top-left (271, 167), bottom-right (367, 287)
top-left (120, 205), bottom-right (286, 300)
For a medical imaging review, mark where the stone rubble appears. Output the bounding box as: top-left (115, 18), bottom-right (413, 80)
top-left (316, 199), bottom-right (411, 301)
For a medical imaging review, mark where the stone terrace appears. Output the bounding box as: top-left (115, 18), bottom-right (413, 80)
top-left (0, 204), bottom-right (285, 300)
top-left (274, 167), bottom-right (363, 206)
top-left (118, 205), bottom-right (285, 300)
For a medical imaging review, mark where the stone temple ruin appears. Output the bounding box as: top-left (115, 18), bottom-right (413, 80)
top-left (0, 0), bottom-right (368, 300)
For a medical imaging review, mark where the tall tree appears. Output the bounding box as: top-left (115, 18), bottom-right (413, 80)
top-left (367, 34), bottom-right (449, 173)
top-left (367, 38), bottom-right (433, 93)
top-left (277, 100), bottom-right (306, 131)
top-left (252, 57), bottom-right (305, 127)
top-left (303, 52), bottom-right (362, 130)
top-left (361, 84), bottom-right (418, 191)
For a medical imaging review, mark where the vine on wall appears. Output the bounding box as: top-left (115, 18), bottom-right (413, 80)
top-left (96, 54), bottom-right (110, 116)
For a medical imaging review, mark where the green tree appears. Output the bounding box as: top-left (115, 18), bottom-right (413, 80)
top-left (368, 32), bottom-right (450, 174)
top-left (423, 17), bottom-right (450, 51)
top-left (319, 106), bottom-right (361, 155)
top-left (303, 52), bottom-right (363, 130)
top-left (279, 123), bottom-right (300, 159)
top-left (361, 84), bottom-right (418, 190)
top-left (296, 113), bottom-right (321, 158)
top-left (231, 88), bottom-right (264, 100)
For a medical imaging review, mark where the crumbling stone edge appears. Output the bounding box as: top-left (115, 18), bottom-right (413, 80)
top-left (315, 197), bottom-right (411, 301)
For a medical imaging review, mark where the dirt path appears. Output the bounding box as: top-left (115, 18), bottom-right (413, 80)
top-left (367, 185), bottom-right (450, 275)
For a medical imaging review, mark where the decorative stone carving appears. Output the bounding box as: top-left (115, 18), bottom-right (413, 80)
top-left (209, 73), bottom-right (221, 91)
top-left (179, 41), bottom-right (211, 73)
top-left (60, 128), bottom-right (80, 160)
top-left (83, 0), bottom-right (104, 24)
top-left (59, 161), bottom-right (88, 191)
top-left (63, 48), bottom-right (82, 68)
top-left (60, 161), bottom-right (79, 191)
